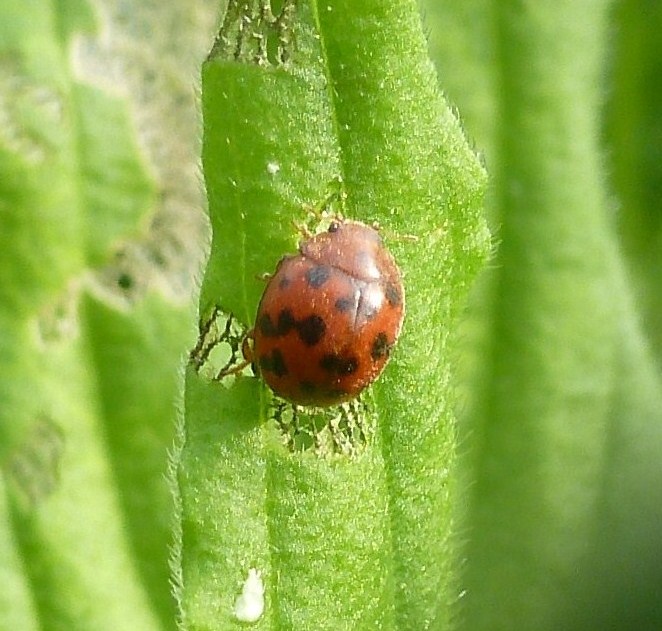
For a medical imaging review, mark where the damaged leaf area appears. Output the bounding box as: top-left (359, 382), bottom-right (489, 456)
top-left (189, 307), bottom-right (376, 457)
top-left (209, 0), bottom-right (298, 65)
top-left (175, 0), bottom-right (489, 629)
top-left (189, 307), bottom-right (376, 456)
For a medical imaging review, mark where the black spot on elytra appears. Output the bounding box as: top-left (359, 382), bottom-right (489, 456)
top-left (278, 276), bottom-right (291, 289)
top-left (371, 332), bottom-right (391, 361)
top-left (260, 309), bottom-right (295, 337)
top-left (306, 265), bottom-right (331, 288)
top-left (258, 313), bottom-right (278, 337)
top-left (259, 309), bottom-right (325, 346)
top-left (297, 315), bottom-right (326, 346)
top-left (385, 282), bottom-right (402, 307)
top-left (259, 349), bottom-right (288, 377)
top-left (320, 353), bottom-right (358, 375)
top-left (334, 296), bottom-right (356, 313)
top-left (300, 381), bottom-right (317, 394)
top-left (277, 309), bottom-right (296, 335)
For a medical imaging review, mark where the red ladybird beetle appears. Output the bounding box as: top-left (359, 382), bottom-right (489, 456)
top-left (245, 219), bottom-right (405, 407)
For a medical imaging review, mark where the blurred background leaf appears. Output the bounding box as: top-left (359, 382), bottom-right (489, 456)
top-left (0, 1), bottom-right (220, 629)
top-left (425, 0), bottom-right (662, 629)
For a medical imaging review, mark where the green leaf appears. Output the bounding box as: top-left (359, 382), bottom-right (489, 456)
top-left (176, 0), bottom-right (489, 629)
top-left (0, 1), bottom-right (216, 629)
top-left (607, 0), bottom-right (662, 361)
top-left (424, 1), bottom-right (662, 629)
top-left (9, 0), bottom-right (659, 629)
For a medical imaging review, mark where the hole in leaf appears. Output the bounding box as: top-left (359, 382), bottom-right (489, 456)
top-left (189, 307), bottom-right (252, 381)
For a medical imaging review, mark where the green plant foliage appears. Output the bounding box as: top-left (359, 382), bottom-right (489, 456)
top-left (176, 0), bottom-right (489, 629)
top-left (426, 0), bottom-right (662, 629)
top-left (2, 0), bottom-right (658, 629)
top-left (0, 1), bottom-right (217, 630)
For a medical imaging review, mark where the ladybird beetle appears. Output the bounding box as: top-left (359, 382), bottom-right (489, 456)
top-left (247, 219), bottom-right (405, 407)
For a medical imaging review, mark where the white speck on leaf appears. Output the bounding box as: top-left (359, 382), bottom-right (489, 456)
top-left (266, 161), bottom-right (280, 175)
top-left (233, 568), bottom-right (265, 623)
